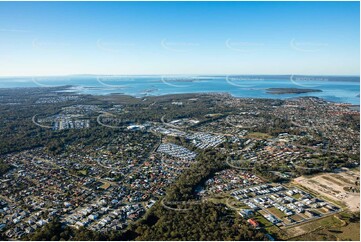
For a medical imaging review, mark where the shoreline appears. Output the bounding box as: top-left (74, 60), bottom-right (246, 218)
top-left (0, 85), bottom-right (359, 106)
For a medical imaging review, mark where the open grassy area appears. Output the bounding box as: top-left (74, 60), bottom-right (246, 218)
top-left (292, 193), bottom-right (302, 199)
top-left (268, 207), bottom-right (286, 218)
top-left (254, 213), bottom-right (275, 228)
top-left (100, 182), bottom-right (111, 190)
top-left (246, 132), bottom-right (272, 139)
top-left (291, 214), bottom-right (304, 222)
top-left (78, 169), bottom-right (88, 176)
top-left (284, 211), bottom-right (361, 241)
top-left (205, 113), bottom-right (223, 118)
top-left (292, 216), bottom-right (360, 241)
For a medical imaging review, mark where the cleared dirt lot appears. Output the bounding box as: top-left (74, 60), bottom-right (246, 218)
top-left (294, 169), bottom-right (360, 212)
top-left (288, 213), bottom-right (360, 241)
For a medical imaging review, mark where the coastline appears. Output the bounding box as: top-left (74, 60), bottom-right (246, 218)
top-left (0, 85), bottom-right (359, 107)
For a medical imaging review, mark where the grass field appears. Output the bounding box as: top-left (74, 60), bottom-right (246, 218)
top-left (284, 212), bottom-right (360, 241)
top-left (100, 182), bottom-right (111, 190)
top-left (246, 132), bottom-right (272, 139)
top-left (292, 218), bottom-right (360, 241)
top-left (254, 212), bottom-right (281, 235)
top-left (291, 214), bottom-right (304, 222)
top-left (254, 214), bottom-right (274, 228)
top-left (268, 207), bottom-right (286, 218)
top-left (78, 169), bottom-right (88, 176)
top-left (292, 193), bottom-right (302, 199)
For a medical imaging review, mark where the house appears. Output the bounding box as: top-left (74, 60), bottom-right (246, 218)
top-left (0, 224), bottom-right (5, 231)
top-left (239, 209), bottom-right (254, 218)
top-left (88, 214), bottom-right (98, 220)
top-left (36, 220), bottom-right (46, 226)
top-left (286, 190), bottom-right (294, 196)
top-left (311, 203), bottom-right (320, 208)
top-left (75, 221), bottom-right (85, 228)
top-left (25, 227), bottom-right (34, 234)
top-left (247, 218), bottom-right (259, 228)
top-left (146, 200), bottom-right (156, 209)
top-left (265, 214), bottom-right (279, 224)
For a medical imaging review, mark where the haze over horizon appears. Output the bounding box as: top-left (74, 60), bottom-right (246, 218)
top-left (0, 74), bottom-right (360, 78)
top-left (0, 1), bottom-right (359, 76)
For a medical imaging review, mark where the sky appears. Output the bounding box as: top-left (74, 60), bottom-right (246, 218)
top-left (0, 1), bottom-right (359, 76)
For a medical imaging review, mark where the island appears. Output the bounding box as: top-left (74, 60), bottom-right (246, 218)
top-left (266, 88), bottom-right (322, 94)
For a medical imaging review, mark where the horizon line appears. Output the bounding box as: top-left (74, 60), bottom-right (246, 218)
top-left (0, 74), bottom-right (360, 78)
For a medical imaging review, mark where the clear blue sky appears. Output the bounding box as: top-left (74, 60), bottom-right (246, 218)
top-left (0, 1), bottom-right (359, 76)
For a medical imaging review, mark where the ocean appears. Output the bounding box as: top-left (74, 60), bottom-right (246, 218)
top-left (0, 75), bottom-right (359, 105)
